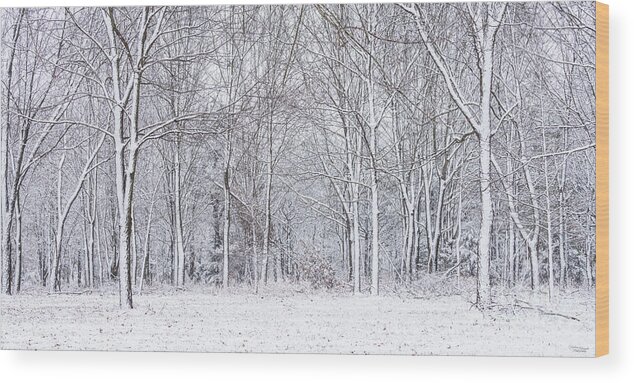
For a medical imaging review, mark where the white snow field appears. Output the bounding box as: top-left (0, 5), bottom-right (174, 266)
top-left (0, 285), bottom-right (594, 356)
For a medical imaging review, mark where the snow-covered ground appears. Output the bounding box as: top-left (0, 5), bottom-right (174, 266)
top-left (0, 287), bottom-right (594, 356)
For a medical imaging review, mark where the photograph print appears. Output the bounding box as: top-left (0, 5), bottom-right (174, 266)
top-left (0, 1), bottom-right (608, 356)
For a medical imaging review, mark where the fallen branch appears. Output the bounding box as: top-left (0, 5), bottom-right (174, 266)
top-left (47, 290), bottom-right (92, 295)
top-left (513, 300), bottom-right (581, 321)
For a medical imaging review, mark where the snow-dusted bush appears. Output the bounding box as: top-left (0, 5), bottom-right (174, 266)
top-left (296, 250), bottom-right (337, 290)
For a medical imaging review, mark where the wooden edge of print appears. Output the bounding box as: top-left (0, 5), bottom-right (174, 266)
top-left (595, 1), bottom-right (609, 358)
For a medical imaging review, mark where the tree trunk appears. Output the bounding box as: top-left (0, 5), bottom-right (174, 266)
top-left (543, 131), bottom-right (555, 300)
top-left (96, 203), bottom-right (104, 287)
top-left (352, 184), bottom-right (361, 294)
top-left (507, 221), bottom-right (515, 287)
top-left (261, 123), bottom-right (273, 285)
top-left (13, 196), bottom-right (22, 293)
top-left (131, 204), bottom-right (138, 287)
top-left (585, 212), bottom-right (593, 289)
top-left (454, 169), bottom-right (463, 284)
top-left (251, 219), bottom-right (259, 294)
top-left (222, 150), bottom-right (231, 288)
top-left (527, 240), bottom-right (539, 290)
top-left (139, 225), bottom-right (151, 293)
top-left (368, 75), bottom-right (379, 295)
top-left (115, 144), bottom-right (136, 309)
top-left (558, 139), bottom-right (568, 288)
top-left (370, 166), bottom-right (379, 296)
top-left (546, 208), bottom-right (555, 300)
top-left (113, 111), bottom-right (135, 309)
top-left (87, 212), bottom-right (95, 288)
top-left (173, 137), bottom-right (186, 287)
top-left (476, 133), bottom-right (493, 307)
top-left (51, 152), bottom-right (66, 292)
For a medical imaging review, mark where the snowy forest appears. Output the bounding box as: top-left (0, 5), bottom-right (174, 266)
top-left (0, 2), bottom-right (598, 354)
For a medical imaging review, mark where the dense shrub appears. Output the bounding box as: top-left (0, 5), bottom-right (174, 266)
top-left (296, 251), bottom-right (337, 290)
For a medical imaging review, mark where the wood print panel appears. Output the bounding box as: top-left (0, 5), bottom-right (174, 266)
top-left (0, 1), bottom-right (606, 356)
